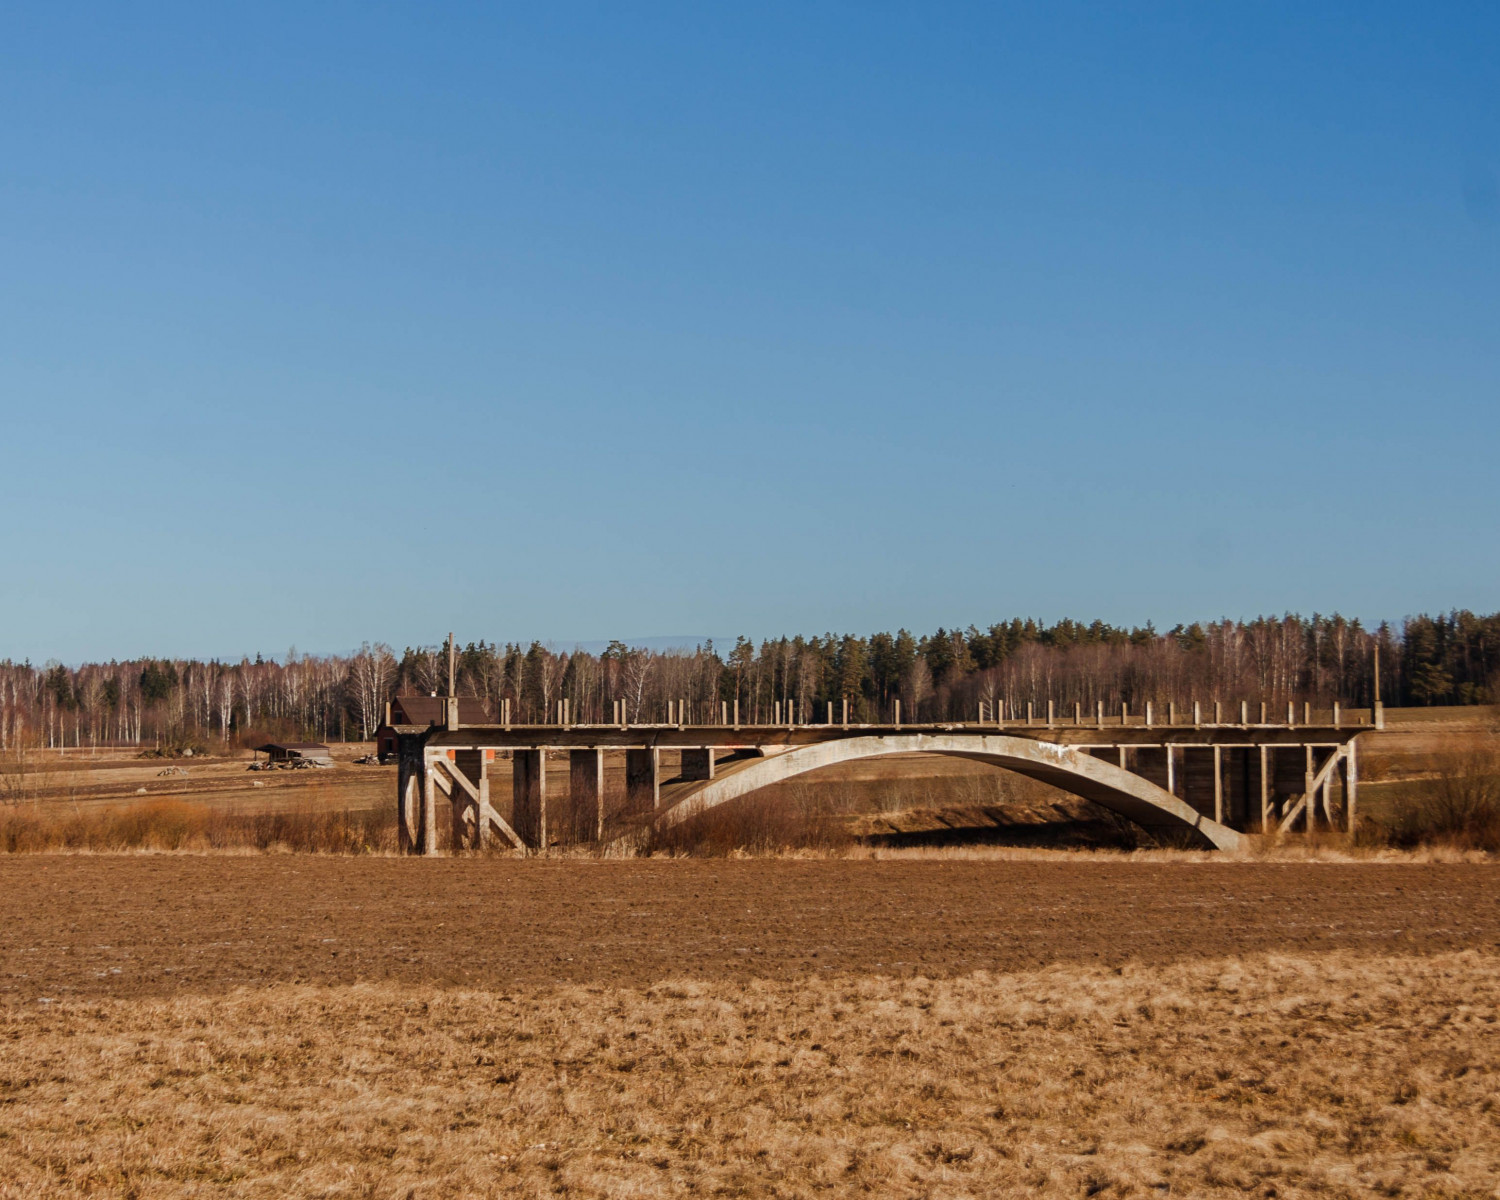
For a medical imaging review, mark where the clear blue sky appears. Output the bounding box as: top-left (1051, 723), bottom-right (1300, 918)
top-left (2, 3), bottom-right (1497, 663)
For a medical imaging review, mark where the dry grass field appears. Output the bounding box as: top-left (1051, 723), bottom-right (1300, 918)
top-left (3, 951), bottom-right (1497, 1199)
top-left (2, 858), bottom-right (1499, 1198)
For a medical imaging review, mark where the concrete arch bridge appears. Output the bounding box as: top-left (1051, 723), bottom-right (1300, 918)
top-left (393, 708), bottom-right (1375, 855)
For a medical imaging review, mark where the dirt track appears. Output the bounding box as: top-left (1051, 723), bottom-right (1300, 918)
top-left (3, 858), bottom-right (1498, 1002)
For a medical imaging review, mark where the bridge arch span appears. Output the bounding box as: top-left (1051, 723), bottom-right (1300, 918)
top-left (654, 733), bottom-right (1245, 851)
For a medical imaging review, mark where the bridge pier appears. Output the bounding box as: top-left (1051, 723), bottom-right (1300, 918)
top-left (681, 748), bottom-right (715, 782)
top-left (570, 748), bottom-right (605, 841)
top-left (626, 747), bottom-right (660, 813)
top-left (513, 749), bottom-right (547, 850)
top-left (397, 733), bottom-right (424, 853)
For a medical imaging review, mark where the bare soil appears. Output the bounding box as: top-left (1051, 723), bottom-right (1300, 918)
top-left (3, 858), bottom-right (1497, 1002)
top-left (12, 743), bottom-right (393, 813)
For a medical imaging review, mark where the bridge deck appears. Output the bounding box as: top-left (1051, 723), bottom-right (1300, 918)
top-left (407, 721), bottom-right (1362, 750)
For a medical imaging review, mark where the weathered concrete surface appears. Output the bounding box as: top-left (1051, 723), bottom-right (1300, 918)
top-left (654, 734), bottom-right (1246, 851)
top-left (415, 723), bottom-right (1363, 752)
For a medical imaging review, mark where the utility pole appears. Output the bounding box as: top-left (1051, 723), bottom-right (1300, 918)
top-left (445, 632), bottom-right (459, 730)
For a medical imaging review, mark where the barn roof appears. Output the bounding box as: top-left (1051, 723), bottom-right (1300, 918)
top-left (389, 696), bottom-right (493, 725)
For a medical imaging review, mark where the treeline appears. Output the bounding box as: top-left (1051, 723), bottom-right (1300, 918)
top-left (2, 611), bottom-right (1497, 750)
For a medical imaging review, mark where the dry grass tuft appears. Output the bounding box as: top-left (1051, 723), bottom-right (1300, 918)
top-left (0, 800), bottom-right (395, 854)
top-left (1, 951), bottom-right (1497, 1197)
top-left (1364, 738), bottom-right (1500, 853)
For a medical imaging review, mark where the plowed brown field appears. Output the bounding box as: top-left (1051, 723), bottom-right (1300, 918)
top-left (3, 858), bottom-right (1498, 1001)
top-left (5, 859), bottom-right (1500, 1197)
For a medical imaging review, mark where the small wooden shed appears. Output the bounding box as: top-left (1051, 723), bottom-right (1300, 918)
top-left (255, 742), bottom-right (333, 766)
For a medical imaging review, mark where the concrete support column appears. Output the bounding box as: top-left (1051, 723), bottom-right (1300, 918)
top-left (422, 756), bottom-right (439, 856)
top-left (681, 748), bottom-right (715, 782)
top-left (1235, 747), bottom-right (1253, 826)
top-left (513, 749), bottom-right (547, 851)
top-left (570, 748), bottom-right (605, 841)
top-left (1345, 739), bottom-right (1359, 834)
top-left (1259, 745), bottom-right (1271, 830)
top-left (1213, 744), bottom-right (1223, 824)
top-left (626, 747), bottom-right (660, 813)
top-left (1303, 744), bottom-right (1316, 833)
top-left (397, 734), bottom-right (423, 853)
top-left (399, 765), bottom-right (420, 853)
